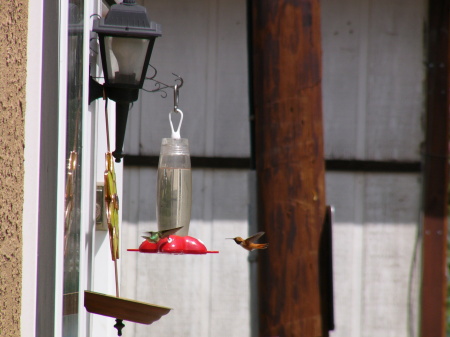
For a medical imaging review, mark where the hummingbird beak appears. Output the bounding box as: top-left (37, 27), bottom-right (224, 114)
top-left (225, 238), bottom-right (234, 240)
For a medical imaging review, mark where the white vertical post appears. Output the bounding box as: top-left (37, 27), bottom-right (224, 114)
top-left (22, 0), bottom-right (44, 335)
top-left (78, 0), bottom-right (99, 335)
top-left (55, 0), bottom-right (69, 336)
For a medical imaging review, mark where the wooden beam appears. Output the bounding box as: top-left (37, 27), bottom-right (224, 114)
top-left (421, 0), bottom-right (450, 335)
top-left (123, 155), bottom-right (252, 169)
top-left (124, 154), bottom-right (421, 172)
top-left (250, 0), bottom-right (328, 336)
top-left (325, 159), bottom-right (421, 173)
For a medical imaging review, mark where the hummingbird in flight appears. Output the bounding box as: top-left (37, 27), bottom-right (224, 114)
top-left (227, 232), bottom-right (269, 251)
top-left (142, 226), bottom-right (184, 243)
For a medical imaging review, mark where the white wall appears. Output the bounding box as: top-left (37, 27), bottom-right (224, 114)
top-left (121, 0), bottom-right (427, 336)
top-left (322, 0), bottom-right (426, 336)
top-left (130, 0), bottom-right (250, 157)
top-left (326, 173), bottom-right (422, 337)
top-left (121, 168), bottom-right (250, 336)
top-left (121, 0), bottom-right (251, 336)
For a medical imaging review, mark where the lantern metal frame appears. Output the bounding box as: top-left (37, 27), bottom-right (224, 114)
top-left (89, 0), bottom-right (162, 162)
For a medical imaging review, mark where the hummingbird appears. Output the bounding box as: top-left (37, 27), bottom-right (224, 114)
top-left (227, 232), bottom-right (269, 251)
top-left (142, 226), bottom-right (184, 243)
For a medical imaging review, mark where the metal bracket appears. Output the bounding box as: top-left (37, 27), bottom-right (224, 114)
top-left (96, 183), bottom-right (108, 231)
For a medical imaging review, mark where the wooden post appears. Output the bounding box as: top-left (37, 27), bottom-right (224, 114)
top-left (421, 0), bottom-right (450, 335)
top-left (250, 0), bottom-right (327, 336)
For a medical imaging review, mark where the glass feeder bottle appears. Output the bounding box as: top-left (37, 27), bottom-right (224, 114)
top-left (156, 138), bottom-right (192, 237)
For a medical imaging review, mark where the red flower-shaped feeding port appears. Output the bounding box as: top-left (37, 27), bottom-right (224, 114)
top-left (127, 235), bottom-right (219, 255)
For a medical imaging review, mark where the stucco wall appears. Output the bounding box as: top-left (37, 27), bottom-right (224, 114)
top-left (0, 1), bottom-right (27, 335)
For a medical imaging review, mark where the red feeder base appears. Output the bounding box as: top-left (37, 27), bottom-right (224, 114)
top-left (127, 235), bottom-right (219, 255)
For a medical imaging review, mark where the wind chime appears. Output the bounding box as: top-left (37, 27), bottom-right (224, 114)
top-left (84, 1), bottom-right (174, 334)
top-left (84, 95), bottom-right (172, 336)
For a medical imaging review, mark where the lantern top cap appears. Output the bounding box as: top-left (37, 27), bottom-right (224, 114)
top-left (93, 1), bottom-right (162, 38)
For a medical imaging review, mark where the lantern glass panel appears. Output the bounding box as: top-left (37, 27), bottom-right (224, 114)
top-left (104, 36), bottom-right (150, 86)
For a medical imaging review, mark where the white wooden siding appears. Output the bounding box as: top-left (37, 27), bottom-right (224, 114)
top-left (322, 0), bottom-right (426, 336)
top-left (120, 0), bottom-right (427, 336)
top-left (121, 0), bottom-right (251, 336)
top-left (126, 0), bottom-right (250, 157)
top-left (326, 172), bottom-right (422, 337)
top-left (121, 168), bottom-right (250, 336)
top-left (321, 0), bottom-right (425, 161)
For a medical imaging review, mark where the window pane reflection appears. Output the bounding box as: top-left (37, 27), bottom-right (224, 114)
top-left (63, 1), bottom-right (84, 335)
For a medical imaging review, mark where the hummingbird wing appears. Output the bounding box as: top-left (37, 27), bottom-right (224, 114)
top-left (142, 231), bottom-right (160, 236)
top-left (142, 226), bottom-right (183, 237)
top-left (159, 226), bottom-right (184, 239)
top-left (252, 243), bottom-right (269, 250)
top-left (245, 231), bottom-right (265, 244)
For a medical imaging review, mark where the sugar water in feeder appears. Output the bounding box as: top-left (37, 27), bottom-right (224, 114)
top-left (156, 106), bottom-right (192, 237)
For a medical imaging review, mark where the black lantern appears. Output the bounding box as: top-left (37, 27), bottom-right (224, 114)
top-left (90, 0), bottom-right (162, 161)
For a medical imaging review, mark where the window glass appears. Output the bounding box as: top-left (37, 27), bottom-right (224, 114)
top-left (63, 1), bottom-right (84, 335)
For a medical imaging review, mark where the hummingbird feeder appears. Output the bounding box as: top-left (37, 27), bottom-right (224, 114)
top-left (128, 235), bottom-right (219, 254)
top-left (127, 79), bottom-right (219, 254)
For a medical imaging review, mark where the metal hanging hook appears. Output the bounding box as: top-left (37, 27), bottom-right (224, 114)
top-left (146, 64), bottom-right (158, 81)
top-left (172, 73), bottom-right (184, 89)
top-left (173, 84), bottom-right (180, 111)
top-left (170, 75), bottom-right (184, 138)
top-left (172, 73), bottom-right (183, 112)
top-left (143, 66), bottom-right (184, 99)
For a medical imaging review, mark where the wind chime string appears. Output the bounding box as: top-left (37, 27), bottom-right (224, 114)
top-left (104, 92), bottom-right (111, 153)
